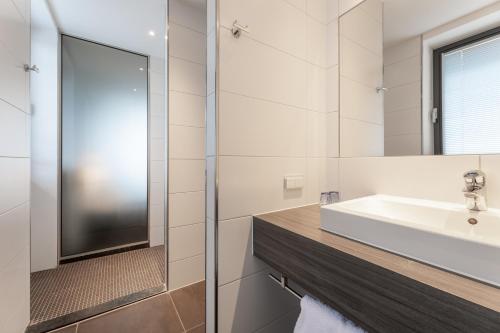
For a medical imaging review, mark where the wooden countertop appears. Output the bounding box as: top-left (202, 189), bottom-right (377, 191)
top-left (255, 204), bottom-right (500, 313)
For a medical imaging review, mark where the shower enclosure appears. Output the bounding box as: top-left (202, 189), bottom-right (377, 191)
top-left (60, 35), bottom-right (149, 260)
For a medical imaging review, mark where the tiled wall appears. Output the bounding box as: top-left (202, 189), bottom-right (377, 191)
top-left (339, 0), bottom-right (383, 157)
top-left (0, 0), bottom-right (31, 331)
top-left (206, 0), bottom-right (345, 331)
top-left (333, 154), bottom-right (500, 209)
top-left (168, 0), bottom-right (207, 290)
top-left (149, 55), bottom-right (167, 248)
top-left (384, 37), bottom-right (422, 156)
top-left (30, 0), bottom-right (59, 272)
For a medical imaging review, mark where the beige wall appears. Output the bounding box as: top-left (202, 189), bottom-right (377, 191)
top-left (384, 37), bottom-right (422, 156)
top-left (339, 0), bottom-right (384, 157)
top-left (168, 0), bottom-right (207, 290)
top-left (0, 0), bottom-right (31, 331)
top-left (207, 0), bottom-right (343, 332)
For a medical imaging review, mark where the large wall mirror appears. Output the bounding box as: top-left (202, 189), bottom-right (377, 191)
top-left (338, 0), bottom-right (500, 157)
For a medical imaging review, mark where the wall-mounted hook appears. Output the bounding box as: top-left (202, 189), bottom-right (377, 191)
top-left (232, 20), bottom-right (250, 39)
top-left (24, 64), bottom-right (40, 73)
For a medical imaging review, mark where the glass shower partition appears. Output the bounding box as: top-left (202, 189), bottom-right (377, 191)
top-left (61, 35), bottom-right (149, 259)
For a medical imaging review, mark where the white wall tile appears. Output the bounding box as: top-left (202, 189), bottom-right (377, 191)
top-left (339, 155), bottom-right (479, 203)
top-left (169, 125), bottom-right (205, 159)
top-left (219, 91), bottom-right (307, 157)
top-left (384, 56), bottom-right (421, 89)
top-left (219, 29), bottom-right (308, 109)
top-left (306, 17), bottom-right (327, 67)
top-left (149, 203), bottom-right (164, 228)
top-left (340, 77), bottom-right (383, 124)
top-left (150, 182), bottom-right (165, 206)
top-left (218, 270), bottom-right (299, 333)
top-left (169, 254), bottom-right (205, 290)
top-left (0, 158), bottom-right (29, 215)
top-left (326, 158), bottom-right (340, 191)
top-left (0, 0), bottom-right (28, 62)
top-left (169, 57), bottom-right (206, 96)
top-left (218, 156), bottom-right (307, 220)
top-left (0, 102), bottom-right (28, 157)
top-left (340, 37), bottom-right (383, 88)
top-left (326, 112), bottom-right (339, 157)
top-left (169, 223), bottom-right (205, 262)
top-left (169, 191), bottom-right (205, 227)
top-left (307, 64), bottom-right (327, 112)
top-left (357, 0), bottom-right (383, 22)
top-left (306, 111), bottom-right (327, 158)
top-left (150, 225), bottom-right (165, 247)
top-left (327, 21), bottom-right (339, 68)
top-left (339, 2), bottom-right (382, 56)
top-left (384, 135), bottom-right (422, 156)
top-left (340, 118), bottom-right (384, 157)
top-left (170, 0), bottom-right (207, 34)
top-left (255, 310), bottom-right (301, 333)
top-left (0, 203), bottom-right (28, 271)
top-left (0, 47), bottom-right (28, 112)
top-left (479, 155), bottom-right (500, 209)
top-left (307, 0), bottom-right (328, 24)
top-left (150, 72), bottom-right (165, 95)
top-left (218, 217), bottom-right (267, 286)
top-left (150, 138), bottom-right (165, 161)
top-left (220, 0), bottom-right (307, 60)
top-left (150, 161), bottom-right (164, 183)
top-left (170, 23), bottom-right (206, 65)
top-left (384, 82), bottom-right (421, 113)
top-left (169, 91), bottom-right (205, 127)
top-left (339, 0), bottom-right (364, 15)
top-left (384, 108), bottom-right (421, 137)
top-left (326, 65), bottom-right (339, 112)
top-left (169, 159), bottom-right (205, 193)
top-left (384, 37), bottom-right (421, 66)
top-left (150, 93), bottom-right (164, 116)
top-left (0, 246), bottom-right (29, 332)
top-left (305, 157), bottom-right (326, 203)
top-left (150, 115), bottom-right (165, 139)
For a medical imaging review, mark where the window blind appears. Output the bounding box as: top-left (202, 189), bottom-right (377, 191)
top-left (442, 34), bottom-right (500, 155)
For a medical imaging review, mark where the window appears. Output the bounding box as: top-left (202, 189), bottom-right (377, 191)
top-left (433, 26), bottom-right (500, 155)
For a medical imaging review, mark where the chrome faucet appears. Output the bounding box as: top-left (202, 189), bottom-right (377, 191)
top-left (463, 170), bottom-right (487, 211)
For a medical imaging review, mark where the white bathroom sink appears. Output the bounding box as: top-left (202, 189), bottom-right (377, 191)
top-left (320, 195), bottom-right (500, 286)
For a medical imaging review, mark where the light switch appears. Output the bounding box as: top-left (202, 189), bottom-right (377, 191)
top-left (284, 174), bottom-right (304, 190)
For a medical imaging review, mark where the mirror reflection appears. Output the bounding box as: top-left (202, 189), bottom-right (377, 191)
top-left (339, 0), bottom-right (500, 156)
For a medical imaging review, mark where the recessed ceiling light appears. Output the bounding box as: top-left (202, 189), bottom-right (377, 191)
top-left (148, 30), bottom-right (156, 37)
top-left (133, 88), bottom-right (137, 92)
top-left (139, 67), bottom-right (144, 71)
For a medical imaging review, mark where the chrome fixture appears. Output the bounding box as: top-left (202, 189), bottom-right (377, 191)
top-left (231, 20), bottom-right (249, 39)
top-left (463, 170), bottom-right (487, 211)
top-left (376, 87), bottom-right (388, 93)
top-left (24, 64), bottom-right (39, 73)
top-left (268, 273), bottom-right (303, 300)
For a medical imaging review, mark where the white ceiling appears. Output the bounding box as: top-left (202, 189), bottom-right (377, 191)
top-left (48, 0), bottom-right (167, 58)
top-left (384, 0), bottom-right (500, 47)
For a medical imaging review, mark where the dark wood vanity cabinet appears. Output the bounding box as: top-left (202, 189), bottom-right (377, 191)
top-left (253, 206), bottom-right (500, 333)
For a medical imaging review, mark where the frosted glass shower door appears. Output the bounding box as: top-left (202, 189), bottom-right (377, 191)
top-left (61, 35), bottom-right (149, 259)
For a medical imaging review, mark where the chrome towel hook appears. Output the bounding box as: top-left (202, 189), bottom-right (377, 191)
top-left (232, 20), bottom-right (249, 39)
top-left (24, 64), bottom-right (40, 73)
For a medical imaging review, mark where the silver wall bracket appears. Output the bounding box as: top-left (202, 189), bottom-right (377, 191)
top-left (232, 20), bottom-right (250, 39)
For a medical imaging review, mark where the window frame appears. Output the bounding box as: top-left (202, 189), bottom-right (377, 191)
top-left (432, 25), bottom-right (500, 155)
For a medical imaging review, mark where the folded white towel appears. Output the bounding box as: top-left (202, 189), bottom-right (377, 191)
top-left (294, 296), bottom-right (365, 333)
